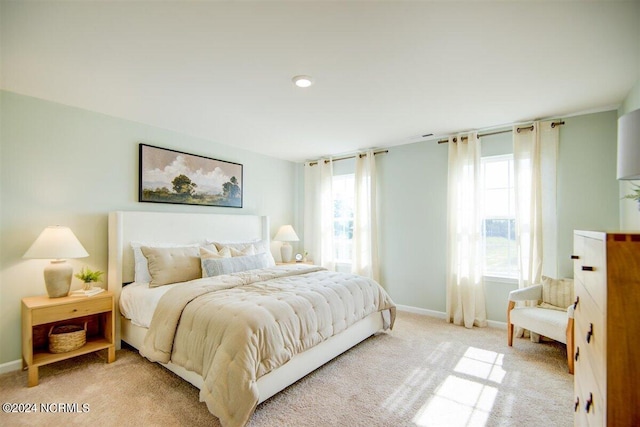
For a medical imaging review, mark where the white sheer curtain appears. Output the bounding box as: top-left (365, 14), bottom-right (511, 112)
top-left (304, 158), bottom-right (335, 270)
top-left (446, 132), bottom-right (487, 328)
top-left (513, 121), bottom-right (559, 289)
top-left (352, 150), bottom-right (379, 281)
top-left (513, 121), bottom-right (559, 340)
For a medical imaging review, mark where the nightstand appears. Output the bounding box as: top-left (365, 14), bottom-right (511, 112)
top-left (21, 291), bottom-right (115, 386)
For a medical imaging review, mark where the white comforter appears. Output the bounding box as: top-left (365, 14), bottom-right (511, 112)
top-left (140, 264), bottom-right (396, 427)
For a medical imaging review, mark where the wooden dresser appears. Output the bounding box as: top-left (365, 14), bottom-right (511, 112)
top-left (572, 231), bottom-right (640, 426)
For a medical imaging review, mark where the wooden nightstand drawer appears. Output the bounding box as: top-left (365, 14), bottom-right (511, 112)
top-left (31, 296), bottom-right (111, 325)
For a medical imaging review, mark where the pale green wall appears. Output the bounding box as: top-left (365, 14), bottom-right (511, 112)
top-left (619, 79), bottom-right (640, 117)
top-left (375, 110), bottom-right (619, 322)
top-left (376, 138), bottom-right (448, 312)
top-left (557, 111), bottom-right (620, 277)
top-left (0, 91), bottom-right (297, 365)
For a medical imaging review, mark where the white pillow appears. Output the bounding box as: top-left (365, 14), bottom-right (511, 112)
top-left (131, 242), bottom-right (206, 284)
top-left (201, 253), bottom-right (272, 278)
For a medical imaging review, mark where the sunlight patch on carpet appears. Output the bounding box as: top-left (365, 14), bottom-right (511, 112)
top-left (412, 347), bottom-right (504, 426)
top-left (454, 347), bottom-right (505, 384)
top-left (382, 366), bottom-right (436, 416)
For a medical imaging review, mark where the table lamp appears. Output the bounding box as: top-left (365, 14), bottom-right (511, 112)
top-left (274, 225), bottom-right (299, 263)
top-left (23, 226), bottom-right (89, 298)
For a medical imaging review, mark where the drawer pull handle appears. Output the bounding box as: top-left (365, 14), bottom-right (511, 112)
top-left (574, 397), bottom-right (579, 412)
top-left (586, 323), bottom-right (593, 344)
top-left (585, 393), bottom-right (593, 413)
top-left (72, 309), bottom-right (78, 312)
top-left (573, 296), bottom-right (579, 310)
top-left (582, 266), bottom-right (594, 271)
top-left (574, 347), bottom-right (580, 362)
top-left (571, 255), bottom-right (580, 260)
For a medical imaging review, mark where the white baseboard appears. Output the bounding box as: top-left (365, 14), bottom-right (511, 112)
top-left (396, 304), bottom-right (447, 319)
top-left (487, 319), bottom-right (507, 330)
top-left (0, 359), bottom-right (22, 374)
top-left (396, 304), bottom-right (507, 329)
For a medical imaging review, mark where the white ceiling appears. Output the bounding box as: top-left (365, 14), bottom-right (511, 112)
top-left (2, 1), bottom-right (639, 162)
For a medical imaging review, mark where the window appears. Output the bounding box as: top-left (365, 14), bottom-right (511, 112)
top-left (332, 174), bottom-right (354, 263)
top-left (481, 155), bottom-right (517, 278)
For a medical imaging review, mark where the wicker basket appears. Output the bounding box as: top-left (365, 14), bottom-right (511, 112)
top-left (48, 322), bottom-right (87, 353)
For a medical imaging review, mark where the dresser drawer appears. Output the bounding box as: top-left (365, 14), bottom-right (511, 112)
top-left (582, 236), bottom-right (606, 313)
top-left (574, 351), bottom-right (605, 427)
top-left (573, 233), bottom-right (586, 287)
top-left (574, 281), bottom-right (605, 383)
top-left (31, 296), bottom-right (112, 325)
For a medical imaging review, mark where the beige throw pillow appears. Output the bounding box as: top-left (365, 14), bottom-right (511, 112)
top-left (540, 276), bottom-right (574, 311)
top-left (209, 240), bottom-right (275, 266)
top-left (200, 246), bottom-right (231, 259)
top-left (141, 246), bottom-right (201, 287)
top-left (230, 245), bottom-right (256, 257)
top-left (212, 241), bottom-right (259, 252)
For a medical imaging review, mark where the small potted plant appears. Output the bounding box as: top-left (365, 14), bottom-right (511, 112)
top-left (74, 267), bottom-right (104, 291)
top-left (622, 183), bottom-right (640, 211)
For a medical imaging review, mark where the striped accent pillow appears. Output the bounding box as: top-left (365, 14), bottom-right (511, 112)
top-left (201, 253), bottom-right (271, 278)
top-left (541, 276), bottom-right (574, 311)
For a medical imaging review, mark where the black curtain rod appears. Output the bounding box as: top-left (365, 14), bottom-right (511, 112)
top-left (307, 149), bottom-right (389, 166)
top-left (437, 121), bottom-right (566, 144)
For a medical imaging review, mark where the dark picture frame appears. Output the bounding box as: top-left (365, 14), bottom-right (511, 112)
top-left (139, 144), bottom-right (243, 208)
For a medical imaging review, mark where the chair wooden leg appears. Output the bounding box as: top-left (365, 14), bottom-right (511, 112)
top-left (566, 317), bottom-right (574, 374)
top-left (507, 300), bottom-right (515, 346)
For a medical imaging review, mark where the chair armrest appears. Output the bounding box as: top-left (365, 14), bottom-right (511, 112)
top-left (567, 304), bottom-right (575, 319)
top-left (508, 284), bottom-right (543, 302)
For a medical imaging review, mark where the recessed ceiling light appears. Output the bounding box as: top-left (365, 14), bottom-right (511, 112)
top-left (292, 75), bottom-right (314, 88)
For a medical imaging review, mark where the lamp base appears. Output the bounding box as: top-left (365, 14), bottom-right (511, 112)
top-left (280, 243), bottom-right (293, 263)
top-left (44, 260), bottom-right (72, 298)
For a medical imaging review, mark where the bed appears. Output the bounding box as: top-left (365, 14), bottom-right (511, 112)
top-left (107, 211), bottom-right (395, 427)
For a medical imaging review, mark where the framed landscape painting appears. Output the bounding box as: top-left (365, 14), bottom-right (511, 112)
top-left (139, 144), bottom-right (243, 208)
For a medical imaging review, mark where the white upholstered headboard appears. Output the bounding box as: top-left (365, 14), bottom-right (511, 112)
top-left (107, 211), bottom-right (270, 344)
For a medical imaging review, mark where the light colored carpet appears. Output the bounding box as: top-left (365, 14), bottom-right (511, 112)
top-left (0, 311), bottom-right (573, 426)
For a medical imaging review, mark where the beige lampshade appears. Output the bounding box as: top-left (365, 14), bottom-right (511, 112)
top-left (274, 225), bottom-right (300, 242)
top-left (617, 108), bottom-right (640, 180)
top-left (23, 226), bottom-right (89, 259)
top-left (24, 226), bottom-right (89, 297)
